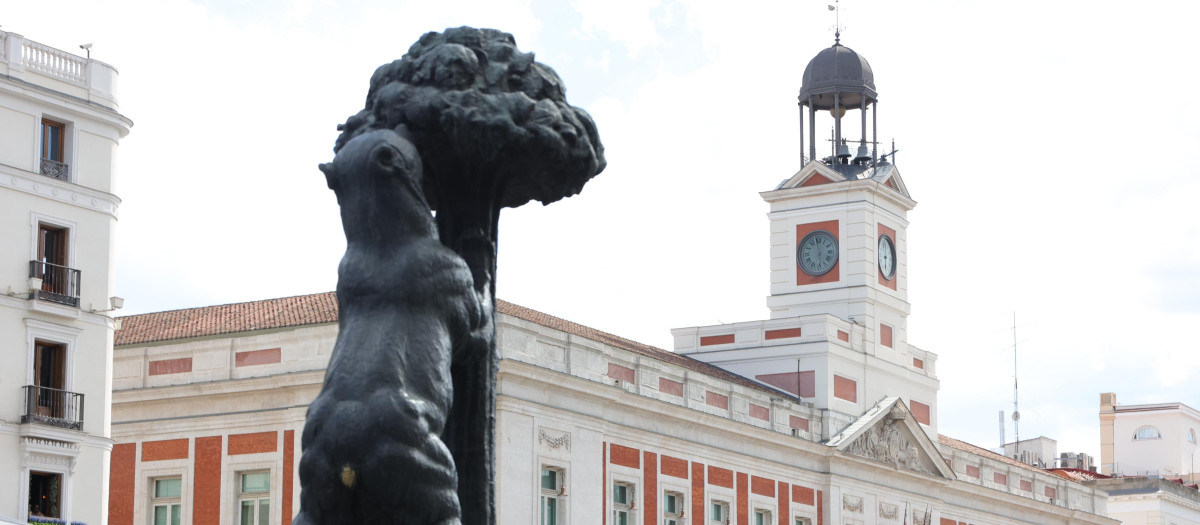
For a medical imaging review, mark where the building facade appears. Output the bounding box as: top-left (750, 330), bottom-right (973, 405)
top-left (1100, 392), bottom-right (1200, 479)
top-left (0, 30), bottom-right (133, 524)
top-left (106, 36), bottom-right (1118, 525)
top-left (108, 294), bottom-right (1114, 525)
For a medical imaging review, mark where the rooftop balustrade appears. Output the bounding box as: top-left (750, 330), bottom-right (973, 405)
top-left (0, 30), bottom-right (120, 110)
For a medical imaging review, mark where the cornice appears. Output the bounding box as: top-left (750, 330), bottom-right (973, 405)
top-left (0, 73), bottom-right (134, 133)
top-left (0, 163), bottom-right (121, 218)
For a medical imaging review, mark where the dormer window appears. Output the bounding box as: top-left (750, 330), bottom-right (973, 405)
top-left (1134, 426), bottom-right (1161, 440)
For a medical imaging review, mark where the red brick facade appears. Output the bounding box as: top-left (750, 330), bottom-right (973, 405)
top-left (193, 436), bottom-right (222, 525)
top-left (236, 347), bottom-right (282, 367)
top-left (700, 334), bottom-right (735, 346)
top-left (228, 431), bottom-right (278, 455)
top-left (109, 443), bottom-right (136, 525)
top-left (141, 438), bottom-right (188, 461)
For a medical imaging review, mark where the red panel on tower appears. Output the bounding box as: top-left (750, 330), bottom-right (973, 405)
top-left (795, 220), bottom-right (840, 286)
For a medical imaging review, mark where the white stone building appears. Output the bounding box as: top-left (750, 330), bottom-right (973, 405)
top-left (105, 36), bottom-right (1118, 525)
top-left (1100, 392), bottom-right (1200, 479)
top-left (109, 293), bottom-right (1115, 525)
top-left (0, 30), bottom-right (132, 524)
top-left (1086, 477), bottom-right (1200, 525)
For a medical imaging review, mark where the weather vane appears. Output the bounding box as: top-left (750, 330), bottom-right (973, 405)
top-left (828, 1), bottom-right (846, 43)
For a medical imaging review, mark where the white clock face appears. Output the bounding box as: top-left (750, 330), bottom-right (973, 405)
top-left (878, 234), bottom-right (896, 280)
top-left (798, 230), bottom-right (838, 276)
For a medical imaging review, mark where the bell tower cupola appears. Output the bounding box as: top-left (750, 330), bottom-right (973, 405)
top-left (798, 34), bottom-right (879, 167)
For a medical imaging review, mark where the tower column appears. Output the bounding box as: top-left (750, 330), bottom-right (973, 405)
top-left (872, 101), bottom-right (877, 164)
top-left (859, 97), bottom-right (866, 150)
top-left (798, 100), bottom-right (805, 167)
top-left (808, 96), bottom-right (816, 163)
top-left (833, 92), bottom-right (842, 160)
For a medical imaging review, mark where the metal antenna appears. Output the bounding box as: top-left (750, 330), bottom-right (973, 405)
top-left (1012, 311), bottom-right (1020, 462)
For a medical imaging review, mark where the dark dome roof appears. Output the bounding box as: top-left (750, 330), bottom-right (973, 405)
top-left (799, 43), bottom-right (877, 110)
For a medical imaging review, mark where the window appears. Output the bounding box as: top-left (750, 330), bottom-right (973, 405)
top-left (32, 340), bottom-right (67, 418)
top-left (663, 491), bottom-right (683, 525)
top-left (754, 509), bottom-right (771, 525)
top-left (237, 472), bottom-right (270, 525)
top-left (612, 482), bottom-right (634, 525)
top-left (28, 471), bottom-right (62, 518)
top-left (152, 478), bottom-right (182, 525)
top-left (1190, 429), bottom-right (1196, 444)
top-left (32, 222), bottom-right (78, 306)
top-left (710, 500), bottom-right (729, 525)
top-left (1134, 426), bottom-right (1162, 440)
top-left (40, 119), bottom-right (68, 180)
top-left (794, 519), bottom-right (813, 525)
top-left (540, 467), bottom-right (563, 525)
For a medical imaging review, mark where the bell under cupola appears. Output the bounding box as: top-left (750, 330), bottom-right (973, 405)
top-left (798, 32), bottom-right (879, 170)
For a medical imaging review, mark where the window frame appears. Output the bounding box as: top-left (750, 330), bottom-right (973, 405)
top-left (29, 213), bottom-right (77, 274)
top-left (28, 470), bottom-right (64, 519)
top-left (236, 470), bottom-right (272, 525)
top-left (41, 118), bottom-right (65, 162)
top-left (24, 320), bottom-right (79, 392)
top-left (753, 508), bottom-right (772, 525)
top-left (151, 477), bottom-right (184, 525)
top-left (539, 465), bottom-right (565, 525)
top-left (1134, 426), bottom-right (1162, 440)
top-left (611, 479), bottom-right (636, 525)
top-left (709, 498), bottom-right (731, 525)
top-left (661, 487), bottom-right (686, 525)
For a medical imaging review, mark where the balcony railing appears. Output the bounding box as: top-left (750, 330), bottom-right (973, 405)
top-left (22, 385), bottom-right (84, 431)
top-left (29, 261), bottom-right (81, 307)
top-left (40, 158), bottom-right (69, 181)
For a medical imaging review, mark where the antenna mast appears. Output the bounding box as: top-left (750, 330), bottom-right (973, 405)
top-left (1012, 312), bottom-right (1020, 461)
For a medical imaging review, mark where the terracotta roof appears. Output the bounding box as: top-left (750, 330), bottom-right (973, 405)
top-left (1047, 468), bottom-right (1109, 482)
top-left (115, 292), bottom-right (799, 401)
top-left (937, 434), bottom-right (1052, 476)
top-left (115, 292), bottom-right (339, 345)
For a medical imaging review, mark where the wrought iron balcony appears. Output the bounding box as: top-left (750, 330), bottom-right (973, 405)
top-left (22, 385), bottom-right (84, 431)
top-left (29, 260), bottom-right (81, 307)
top-left (40, 158), bottom-right (69, 181)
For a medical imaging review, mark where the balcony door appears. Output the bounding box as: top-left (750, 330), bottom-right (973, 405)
top-left (36, 224), bottom-right (68, 291)
top-left (33, 341), bottom-right (66, 418)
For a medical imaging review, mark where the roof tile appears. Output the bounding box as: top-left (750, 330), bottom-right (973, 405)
top-left (116, 292), bottom-right (799, 400)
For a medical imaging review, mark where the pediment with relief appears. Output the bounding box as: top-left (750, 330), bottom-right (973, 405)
top-left (826, 397), bottom-right (954, 479)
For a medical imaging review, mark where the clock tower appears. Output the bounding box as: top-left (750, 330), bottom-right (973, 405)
top-left (672, 37), bottom-right (939, 441)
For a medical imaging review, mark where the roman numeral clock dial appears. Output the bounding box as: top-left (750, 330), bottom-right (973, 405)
top-left (797, 230), bottom-right (838, 276)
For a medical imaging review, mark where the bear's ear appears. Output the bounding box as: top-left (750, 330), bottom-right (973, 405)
top-left (319, 162), bottom-right (337, 190)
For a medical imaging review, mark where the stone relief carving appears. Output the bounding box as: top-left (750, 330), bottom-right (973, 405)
top-left (844, 413), bottom-right (937, 475)
top-left (842, 494), bottom-right (863, 513)
top-left (538, 428), bottom-right (571, 450)
top-left (878, 502), bottom-right (898, 520)
top-left (911, 509), bottom-right (931, 525)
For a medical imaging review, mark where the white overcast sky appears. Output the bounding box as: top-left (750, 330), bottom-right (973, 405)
top-left (7, 0), bottom-right (1200, 461)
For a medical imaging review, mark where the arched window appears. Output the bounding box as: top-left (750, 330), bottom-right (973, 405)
top-left (1189, 428), bottom-right (1196, 444)
top-left (1134, 426), bottom-right (1161, 440)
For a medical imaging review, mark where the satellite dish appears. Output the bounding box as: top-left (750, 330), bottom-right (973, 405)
top-left (1012, 411), bottom-right (1021, 421)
